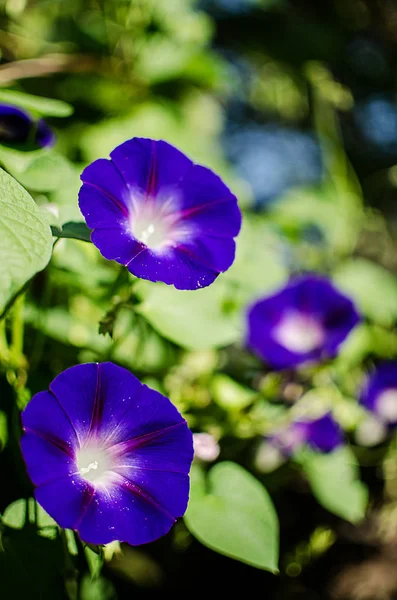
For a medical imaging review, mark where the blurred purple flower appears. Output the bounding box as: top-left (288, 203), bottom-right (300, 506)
top-left (246, 274), bottom-right (360, 369)
top-left (269, 421), bottom-right (308, 456)
top-left (78, 138), bottom-right (241, 290)
top-left (304, 413), bottom-right (343, 453)
top-left (360, 362), bottom-right (397, 425)
top-left (20, 362), bottom-right (193, 546)
top-left (270, 412), bottom-right (343, 456)
top-left (0, 104), bottom-right (54, 148)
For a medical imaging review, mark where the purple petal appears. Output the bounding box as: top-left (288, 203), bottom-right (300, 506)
top-left (97, 364), bottom-right (189, 445)
top-left (306, 413), bottom-right (343, 453)
top-left (177, 235), bottom-right (237, 273)
top-left (78, 138), bottom-right (241, 290)
top-left (246, 274), bottom-right (360, 369)
top-left (21, 391), bottom-right (79, 451)
top-left (111, 421), bottom-right (193, 474)
top-left (20, 433), bottom-right (77, 486)
top-left (77, 479), bottom-right (176, 545)
top-left (49, 363), bottom-right (99, 442)
top-left (115, 470), bottom-right (189, 518)
top-left (110, 138), bottom-right (193, 195)
top-left (91, 227), bottom-right (145, 265)
top-left (181, 197), bottom-right (242, 238)
top-left (20, 361), bottom-right (194, 546)
top-left (35, 475), bottom-right (93, 530)
top-left (0, 104), bottom-right (31, 143)
top-left (35, 119), bottom-right (55, 148)
top-left (126, 246), bottom-right (219, 289)
top-left (360, 362), bottom-right (397, 423)
top-left (78, 181), bottom-right (129, 230)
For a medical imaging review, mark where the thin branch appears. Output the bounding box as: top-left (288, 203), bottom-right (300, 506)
top-left (0, 53), bottom-right (110, 83)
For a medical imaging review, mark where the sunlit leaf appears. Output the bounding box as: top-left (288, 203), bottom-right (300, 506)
top-left (0, 89), bottom-right (73, 117)
top-left (0, 147), bottom-right (75, 192)
top-left (334, 258), bottom-right (397, 327)
top-left (0, 167), bottom-right (52, 314)
top-left (184, 462), bottom-right (279, 571)
top-left (301, 446), bottom-right (368, 523)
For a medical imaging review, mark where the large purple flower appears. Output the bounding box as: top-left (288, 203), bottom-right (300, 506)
top-left (247, 275), bottom-right (360, 369)
top-left (360, 362), bottom-right (397, 426)
top-left (0, 104), bottom-right (54, 148)
top-left (20, 362), bottom-right (193, 546)
top-left (78, 138), bottom-right (241, 290)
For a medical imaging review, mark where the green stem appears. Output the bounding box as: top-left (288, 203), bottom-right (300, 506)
top-left (0, 318), bottom-right (9, 360)
top-left (11, 294), bottom-right (24, 366)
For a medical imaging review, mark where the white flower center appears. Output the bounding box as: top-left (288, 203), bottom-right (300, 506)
top-left (376, 388), bottom-right (397, 422)
top-left (76, 444), bottom-right (113, 484)
top-left (132, 213), bottom-right (172, 249)
top-left (272, 311), bottom-right (325, 354)
top-left (355, 415), bottom-right (386, 447)
top-left (129, 192), bottom-right (193, 252)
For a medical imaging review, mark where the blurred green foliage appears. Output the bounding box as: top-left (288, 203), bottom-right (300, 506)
top-left (1, 0), bottom-right (397, 597)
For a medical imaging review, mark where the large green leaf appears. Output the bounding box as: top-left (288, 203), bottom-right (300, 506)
top-left (333, 258), bottom-right (397, 327)
top-left (135, 278), bottom-right (240, 350)
top-left (0, 167), bottom-right (52, 313)
top-left (184, 462), bottom-right (279, 571)
top-left (135, 217), bottom-right (287, 350)
top-left (0, 89), bottom-right (73, 117)
top-left (0, 147), bottom-right (75, 192)
top-left (301, 446), bottom-right (368, 523)
top-left (271, 181), bottom-right (362, 255)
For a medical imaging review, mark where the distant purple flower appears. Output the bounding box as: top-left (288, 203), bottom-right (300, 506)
top-left (247, 275), bottom-right (360, 369)
top-left (304, 413), bottom-right (343, 453)
top-left (20, 362), bottom-right (193, 546)
top-left (360, 362), bottom-right (397, 425)
top-left (0, 104), bottom-right (54, 148)
top-left (78, 138), bottom-right (241, 290)
top-left (269, 421), bottom-right (308, 455)
top-left (270, 412), bottom-right (343, 456)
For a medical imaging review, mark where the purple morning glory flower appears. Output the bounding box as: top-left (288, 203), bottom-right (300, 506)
top-left (360, 362), bottom-right (397, 425)
top-left (270, 412), bottom-right (343, 456)
top-left (0, 104), bottom-right (54, 148)
top-left (247, 274), bottom-right (360, 369)
top-left (20, 362), bottom-right (193, 546)
top-left (78, 137), bottom-right (242, 290)
top-left (303, 413), bottom-right (343, 453)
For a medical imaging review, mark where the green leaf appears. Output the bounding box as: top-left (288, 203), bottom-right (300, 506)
top-left (135, 279), bottom-right (240, 350)
top-left (0, 89), bottom-right (73, 117)
top-left (135, 217), bottom-right (287, 350)
top-left (333, 258), bottom-right (397, 327)
top-left (184, 462), bottom-right (279, 571)
top-left (2, 498), bottom-right (27, 529)
top-left (211, 374), bottom-right (257, 410)
top-left (2, 498), bottom-right (56, 530)
top-left (84, 545), bottom-right (103, 579)
top-left (0, 167), bottom-right (52, 314)
top-left (222, 216), bottom-right (288, 305)
top-left (0, 147), bottom-right (76, 192)
top-left (301, 446), bottom-right (368, 523)
top-left (271, 182), bottom-right (362, 255)
top-left (51, 221), bottom-right (92, 243)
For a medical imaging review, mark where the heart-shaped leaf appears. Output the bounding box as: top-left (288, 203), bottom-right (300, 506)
top-left (301, 446), bottom-right (368, 523)
top-left (0, 167), bottom-right (52, 314)
top-left (184, 462), bottom-right (279, 571)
